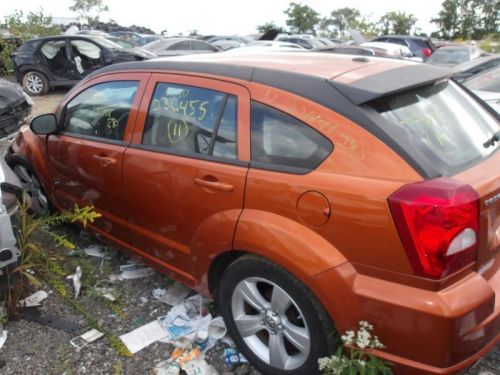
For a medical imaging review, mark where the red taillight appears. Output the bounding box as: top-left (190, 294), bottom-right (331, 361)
top-left (388, 178), bottom-right (479, 279)
top-left (422, 48), bottom-right (432, 57)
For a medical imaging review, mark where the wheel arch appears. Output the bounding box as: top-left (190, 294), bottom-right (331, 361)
top-left (206, 209), bottom-right (348, 298)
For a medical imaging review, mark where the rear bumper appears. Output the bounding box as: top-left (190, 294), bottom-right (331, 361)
top-left (306, 259), bottom-right (500, 374)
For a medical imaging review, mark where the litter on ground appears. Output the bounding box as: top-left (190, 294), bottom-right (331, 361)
top-left (67, 266), bottom-right (82, 299)
top-left (70, 328), bottom-right (104, 350)
top-left (152, 282), bottom-right (191, 305)
top-left (18, 290), bottom-right (48, 307)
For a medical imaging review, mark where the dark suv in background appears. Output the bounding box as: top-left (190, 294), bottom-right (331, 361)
top-left (372, 35), bottom-right (435, 60)
top-left (12, 35), bottom-right (150, 96)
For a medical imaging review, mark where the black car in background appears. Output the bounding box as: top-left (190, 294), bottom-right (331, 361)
top-left (371, 35), bottom-right (435, 60)
top-left (0, 78), bottom-right (32, 138)
top-left (12, 35), bottom-right (150, 96)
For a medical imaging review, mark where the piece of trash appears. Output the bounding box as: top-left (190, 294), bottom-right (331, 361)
top-left (70, 328), bottom-right (104, 350)
top-left (207, 316), bottom-right (227, 340)
top-left (119, 320), bottom-right (167, 354)
top-left (67, 266), bottom-right (82, 299)
top-left (18, 290), bottom-right (48, 307)
top-left (153, 283), bottom-right (191, 305)
top-left (110, 266), bottom-right (154, 281)
top-left (158, 314), bottom-right (195, 340)
top-left (23, 307), bottom-right (81, 334)
top-left (102, 293), bottom-right (116, 302)
top-left (0, 331), bottom-right (7, 349)
top-left (224, 348), bottom-right (248, 365)
top-left (84, 245), bottom-right (105, 258)
top-left (182, 358), bottom-right (218, 375)
top-left (95, 287), bottom-right (116, 302)
top-left (193, 330), bottom-right (208, 350)
top-left (184, 294), bottom-right (211, 318)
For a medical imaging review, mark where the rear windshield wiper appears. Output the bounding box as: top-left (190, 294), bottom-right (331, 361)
top-left (483, 131), bottom-right (500, 148)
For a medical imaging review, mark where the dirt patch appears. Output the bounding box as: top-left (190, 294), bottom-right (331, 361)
top-left (30, 88), bottom-right (68, 117)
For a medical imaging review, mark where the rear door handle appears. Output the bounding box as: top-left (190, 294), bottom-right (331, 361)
top-left (194, 177), bottom-right (234, 192)
top-left (93, 154), bottom-right (116, 167)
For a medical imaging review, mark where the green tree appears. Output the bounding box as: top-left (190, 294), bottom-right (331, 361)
top-left (1, 9), bottom-right (60, 73)
top-left (432, 0), bottom-right (498, 40)
top-left (378, 11), bottom-right (418, 35)
top-left (330, 7), bottom-right (361, 39)
top-left (431, 0), bottom-right (461, 39)
top-left (69, 0), bottom-right (109, 28)
top-left (284, 2), bottom-right (320, 34)
top-left (475, 0), bottom-right (499, 37)
top-left (256, 21), bottom-right (283, 33)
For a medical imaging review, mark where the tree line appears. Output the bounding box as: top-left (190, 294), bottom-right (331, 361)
top-left (258, 1), bottom-right (499, 40)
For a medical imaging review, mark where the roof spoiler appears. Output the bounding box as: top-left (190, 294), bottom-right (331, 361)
top-left (329, 64), bottom-right (451, 105)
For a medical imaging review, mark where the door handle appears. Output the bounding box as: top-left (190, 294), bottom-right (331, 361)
top-left (194, 177), bottom-right (234, 192)
top-left (93, 154), bottom-right (116, 166)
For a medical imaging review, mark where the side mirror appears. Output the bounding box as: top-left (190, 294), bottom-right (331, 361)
top-left (30, 114), bottom-right (58, 135)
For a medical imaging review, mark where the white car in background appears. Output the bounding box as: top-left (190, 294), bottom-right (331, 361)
top-left (464, 66), bottom-right (500, 114)
top-left (223, 41), bottom-right (306, 53)
top-left (360, 41), bottom-right (418, 60)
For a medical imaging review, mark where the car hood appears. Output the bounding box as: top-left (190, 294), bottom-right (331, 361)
top-left (112, 48), bottom-right (154, 61)
top-left (0, 78), bottom-right (29, 112)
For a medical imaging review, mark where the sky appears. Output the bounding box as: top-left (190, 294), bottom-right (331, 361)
top-left (0, 0), bottom-right (443, 36)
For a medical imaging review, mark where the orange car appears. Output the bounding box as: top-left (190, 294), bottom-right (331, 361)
top-left (6, 53), bottom-right (499, 374)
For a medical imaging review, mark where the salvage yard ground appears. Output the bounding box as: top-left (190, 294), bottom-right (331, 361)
top-left (0, 87), bottom-right (498, 374)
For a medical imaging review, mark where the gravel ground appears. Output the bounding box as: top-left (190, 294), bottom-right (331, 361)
top-left (0, 86), bottom-right (498, 375)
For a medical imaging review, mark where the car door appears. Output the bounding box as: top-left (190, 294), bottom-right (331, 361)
top-left (122, 74), bottom-right (250, 285)
top-left (68, 38), bottom-right (106, 78)
top-left (47, 73), bottom-right (149, 241)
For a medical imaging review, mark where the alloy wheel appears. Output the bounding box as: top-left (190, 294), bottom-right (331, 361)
top-left (26, 74), bottom-right (44, 95)
top-left (231, 277), bottom-right (311, 370)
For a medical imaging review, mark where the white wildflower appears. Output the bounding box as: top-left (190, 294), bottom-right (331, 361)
top-left (358, 359), bottom-right (366, 367)
top-left (356, 327), bottom-right (372, 349)
top-left (341, 330), bottom-right (355, 345)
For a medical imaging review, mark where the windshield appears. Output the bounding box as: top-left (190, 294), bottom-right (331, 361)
top-left (429, 49), bottom-right (469, 65)
top-left (368, 80), bottom-right (499, 176)
top-left (464, 67), bottom-right (500, 93)
top-left (90, 37), bottom-right (123, 50)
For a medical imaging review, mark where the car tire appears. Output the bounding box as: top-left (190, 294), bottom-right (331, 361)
top-left (218, 255), bottom-right (337, 375)
top-left (22, 71), bottom-right (49, 96)
top-left (8, 158), bottom-right (50, 216)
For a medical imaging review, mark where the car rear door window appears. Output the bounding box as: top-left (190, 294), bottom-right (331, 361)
top-left (142, 83), bottom-right (237, 160)
top-left (250, 102), bottom-right (333, 173)
top-left (63, 81), bottom-right (139, 141)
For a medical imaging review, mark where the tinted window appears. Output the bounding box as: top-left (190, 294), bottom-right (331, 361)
top-left (251, 102), bottom-right (333, 172)
top-left (63, 81), bottom-right (138, 140)
top-left (171, 41), bottom-right (190, 50)
top-left (368, 80), bottom-right (499, 176)
top-left (191, 41), bottom-right (217, 51)
top-left (465, 67), bottom-right (500, 93)
top-left (143, 83), bottom-right (237, 160)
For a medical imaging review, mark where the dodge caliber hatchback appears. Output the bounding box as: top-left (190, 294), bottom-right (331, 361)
top-left (6, 53), bottom-right (499, 374)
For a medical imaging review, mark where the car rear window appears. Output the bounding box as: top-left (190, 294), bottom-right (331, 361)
top-left (367, 80), bottom-right (499, 176)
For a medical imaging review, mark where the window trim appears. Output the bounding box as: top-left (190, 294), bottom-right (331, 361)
top-left (249, 100), bottom-right (334, 175)
top-left (131, 143), bottom-right (249, 167)
top-left (57, 132), bottom-right (128, 146)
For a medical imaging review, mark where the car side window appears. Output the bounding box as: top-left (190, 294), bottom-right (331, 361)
top-left (63, 81), bottom-right (139, 141)
top-left (142, 83), bottom-right (238, 160)
top-left (251, 101), bottom-right (333, 172)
